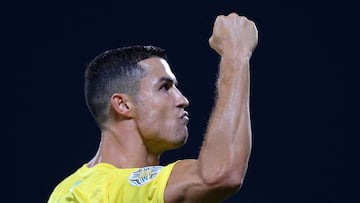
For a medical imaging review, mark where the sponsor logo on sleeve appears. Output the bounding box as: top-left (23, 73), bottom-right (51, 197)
top-left (128, 166), bottom-right (163, 186)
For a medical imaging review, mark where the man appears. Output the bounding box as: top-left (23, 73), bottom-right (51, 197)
top-left (48, 12), bottom-right (258, 203)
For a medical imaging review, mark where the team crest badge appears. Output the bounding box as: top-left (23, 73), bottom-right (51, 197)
top-left (128, 166), bottom-right (163, 186)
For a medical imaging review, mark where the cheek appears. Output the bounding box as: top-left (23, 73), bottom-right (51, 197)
top-left (138, 97), bottom-right (171, 122)
top-left (135, 93), bottom-right (175, 132)
top-left (140, 108), bottom-right (176, 139)
top-left (136, 104), bottom-right (166, 130)
top-left (147, 108), bottom-right (172, 128)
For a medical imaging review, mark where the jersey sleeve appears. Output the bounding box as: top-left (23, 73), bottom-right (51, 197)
top-left (110, 162), bottom-right (178, 203)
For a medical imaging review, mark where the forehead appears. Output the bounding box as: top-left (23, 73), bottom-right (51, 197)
top-left (138, 57), bottom-right (177, 83)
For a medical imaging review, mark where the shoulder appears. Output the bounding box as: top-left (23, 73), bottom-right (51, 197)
top-left (164, 159), bottom-right (203, 202)
top-left (164, 159), bottom-right (238, 203)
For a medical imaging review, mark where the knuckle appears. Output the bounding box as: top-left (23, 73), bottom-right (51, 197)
top-left (229, 12), bottom-right (238, 17)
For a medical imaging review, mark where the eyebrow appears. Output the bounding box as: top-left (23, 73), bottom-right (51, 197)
top-left (157, 76), bottom-right (178, 86)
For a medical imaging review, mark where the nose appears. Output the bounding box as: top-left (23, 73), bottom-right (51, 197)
top-left (175, 88), bottom-right (189, 108)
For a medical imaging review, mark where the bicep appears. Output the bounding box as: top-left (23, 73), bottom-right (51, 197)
top-left (164, 159), bottom-right (237, 203)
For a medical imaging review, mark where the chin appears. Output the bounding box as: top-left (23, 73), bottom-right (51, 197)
top-left (173, 133), bottom-right (188, 148)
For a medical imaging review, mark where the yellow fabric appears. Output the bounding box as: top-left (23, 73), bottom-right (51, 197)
top-left (48, 162), bottom-right (177, 203)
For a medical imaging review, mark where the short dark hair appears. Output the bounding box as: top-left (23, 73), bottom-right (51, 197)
top-left (84, 45), bottom-right (167, 125)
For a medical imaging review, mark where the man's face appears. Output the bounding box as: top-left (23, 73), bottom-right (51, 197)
top-left (134, 57), bottom-right (189, 154)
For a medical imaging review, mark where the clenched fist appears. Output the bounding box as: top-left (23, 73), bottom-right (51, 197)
top-left (209, 13), bottom-right (258, 59)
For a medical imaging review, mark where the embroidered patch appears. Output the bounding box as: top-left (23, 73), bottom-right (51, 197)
top-left (128, 166), bottom-right (163, 186)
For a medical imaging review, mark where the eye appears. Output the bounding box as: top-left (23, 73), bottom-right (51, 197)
top-left (160, 83), bottom-right (171, 91)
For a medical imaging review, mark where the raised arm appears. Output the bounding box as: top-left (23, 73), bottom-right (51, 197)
top-left (201, 12), bottom-right (258, 184)
top-left (165, 13), bottom-right (258, 203)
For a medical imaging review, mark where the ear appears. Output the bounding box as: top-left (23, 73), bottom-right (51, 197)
top-left (110, 93), bottom-right (135, 118)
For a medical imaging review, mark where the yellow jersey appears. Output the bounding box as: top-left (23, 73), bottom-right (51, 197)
top-left (48, 162), bottom-right (177, 203)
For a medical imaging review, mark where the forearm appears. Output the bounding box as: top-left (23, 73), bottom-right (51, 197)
top-left (198, 55), bottom-right (252, 185)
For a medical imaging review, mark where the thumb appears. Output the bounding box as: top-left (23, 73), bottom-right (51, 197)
top-left (208, 36), bottom-right (213, 47)
top-left (208, 35), bottom-right (222, 55)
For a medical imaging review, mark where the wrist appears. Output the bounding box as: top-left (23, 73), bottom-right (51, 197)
top-left (217, 57), bottom-right (250, 90)
top-left (221, 48), bottom-right (252, 62)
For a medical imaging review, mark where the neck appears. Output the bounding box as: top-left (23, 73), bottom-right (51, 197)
top-left (87, 120), bottom-right (161, 168)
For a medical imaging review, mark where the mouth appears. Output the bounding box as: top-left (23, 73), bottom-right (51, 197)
top-left (180, 111), bottom-right (189, 123)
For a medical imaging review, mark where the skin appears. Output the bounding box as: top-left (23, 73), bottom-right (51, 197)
top-left (88, 57), bottom-right (189, 168)
top-left (133, 57), bottom-right (190, 156)
top-left (88, 12), bottom-right (258, 203)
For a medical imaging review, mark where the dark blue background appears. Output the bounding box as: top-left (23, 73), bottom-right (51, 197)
top-left (15, 1), bottom-right (347, 202)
